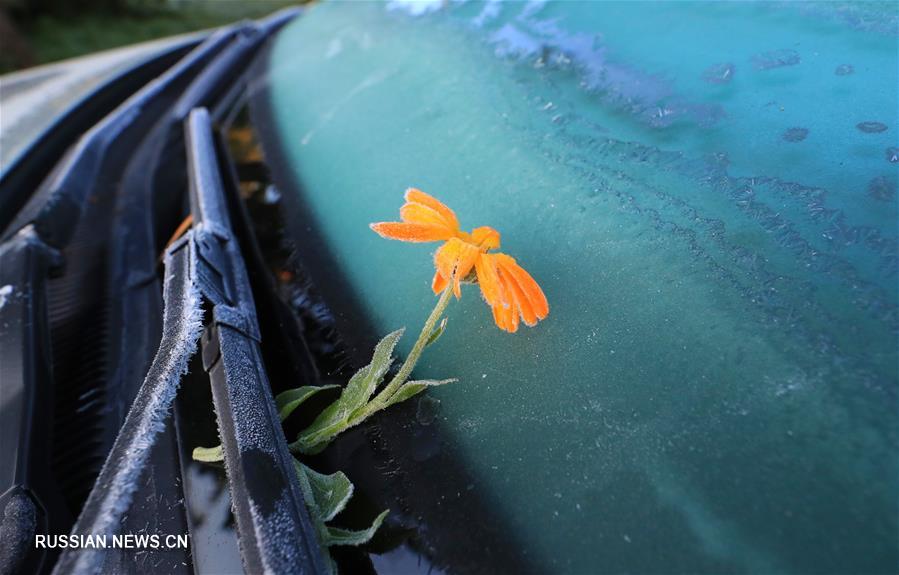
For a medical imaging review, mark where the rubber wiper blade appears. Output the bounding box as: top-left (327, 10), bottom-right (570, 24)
top-left (186, 106), bottom-right (327, 575)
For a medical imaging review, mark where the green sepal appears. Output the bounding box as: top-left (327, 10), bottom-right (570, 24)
top-left (276, 384), bottom-right (340, 421)
top-left (192, 445), bottom-right (223, 463)
top-left (322, 509), bottom-right (389, 547)
top-left (424, 317), bottom-right (447, 347)
top-left (386, 378), bottom-right (457, 407)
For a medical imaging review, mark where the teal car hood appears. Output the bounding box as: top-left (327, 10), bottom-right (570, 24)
top-left (259, 2), bottom-right (898, 573)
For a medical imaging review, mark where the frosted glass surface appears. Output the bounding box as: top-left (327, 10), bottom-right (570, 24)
top-left (262, 2), bottom-right (897, 572)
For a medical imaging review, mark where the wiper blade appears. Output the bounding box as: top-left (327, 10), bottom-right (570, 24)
top-left (52, 106), bottom-right (325, 575)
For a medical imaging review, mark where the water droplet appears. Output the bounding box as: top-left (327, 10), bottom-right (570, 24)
top-left (856, 121), bottom-right (888, 134)
top-left (702, 62), bottom-right (735, 84)
top-left (416, 396), bottom-right (440, 425)
top-left (867, 176), bottom-right (896, 202)
top-left (752, 49), bottom-right (800, 70)
top-left (834, 64), bottom-right (854, 76)
top-left (782, 127), bottom-right (809, 142)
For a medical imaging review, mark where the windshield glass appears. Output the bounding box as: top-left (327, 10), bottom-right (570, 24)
top-left (254, 2), bottom-right (898, 573)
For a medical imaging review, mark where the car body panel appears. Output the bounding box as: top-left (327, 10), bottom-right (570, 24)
top-left (0, 33), bottom-right (203, 177)
top-left (258, 2), bottom-right (898, 573)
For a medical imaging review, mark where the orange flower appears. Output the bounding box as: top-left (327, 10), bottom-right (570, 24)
top-left (370, 188), bottom-right (548, 333)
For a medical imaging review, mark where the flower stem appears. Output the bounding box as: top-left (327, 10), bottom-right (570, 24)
top-left (368, 282), bottom-right (454, 411)
top-left (289, 282), bottom-right (455, 455)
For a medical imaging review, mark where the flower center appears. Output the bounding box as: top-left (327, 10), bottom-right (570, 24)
top-left (456, 227), bottom-right (501, 252)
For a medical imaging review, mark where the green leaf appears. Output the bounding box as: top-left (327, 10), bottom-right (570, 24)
top-left (192, 445), bottom-right (223, 463)
top-left (316, 367), bottom-right (371, 427)
top-left (292, 459), bottom-right (386, 554)
top-left (424, 317), bottom-right (447, 347)
top-left (304, 465), bottom-right (354, 522)
top-left (295, 368), bottom-right (370, 453)
top-left (294, 419), bottom-right (354, 455)
top-left (275, 385), bottom-right (339, 421)
top-left (293, 460), bottom-right (315, 502)
top-left (296, 329), bottom-right (405, 452)
top-left (342, 328), bottom-right (404, 413)
top-left (386, 378), bottom-right (458, 407)
top-left (322, 510), bottom-right (389, 547)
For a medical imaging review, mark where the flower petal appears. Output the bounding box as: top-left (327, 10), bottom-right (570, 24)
top-left (434, 238), bottom-right (464, 282)
top-left (498, 264), bottom-right (538, 326)
top-left (491, 303), bottom-right (507, 332)
top-left (431, 271), bottom-right (448, 294)
top-left (405, 188), bottom-right (459, 231)
top-left (494, 254), bottom-right (549, 320)
top-left (492, 299), bottom-right (519, 333)
top-left (370, 222), bottom-right (453, 243)
top-left (508, 304), bottom-right (520, 332)
top-left (475, 253), bottom-right (504, 308)
top-left (452, 244), bottom-right (480, 298)
top-left (434, 238), bottom-right (479, 298)
top-left (400, 203), bottom-right (456, 232)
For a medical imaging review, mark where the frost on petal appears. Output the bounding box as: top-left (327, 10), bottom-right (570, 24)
top-left (405, 188), bottom-right (460, 231)
top-left (370, 222), bottom-right (453, 242)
